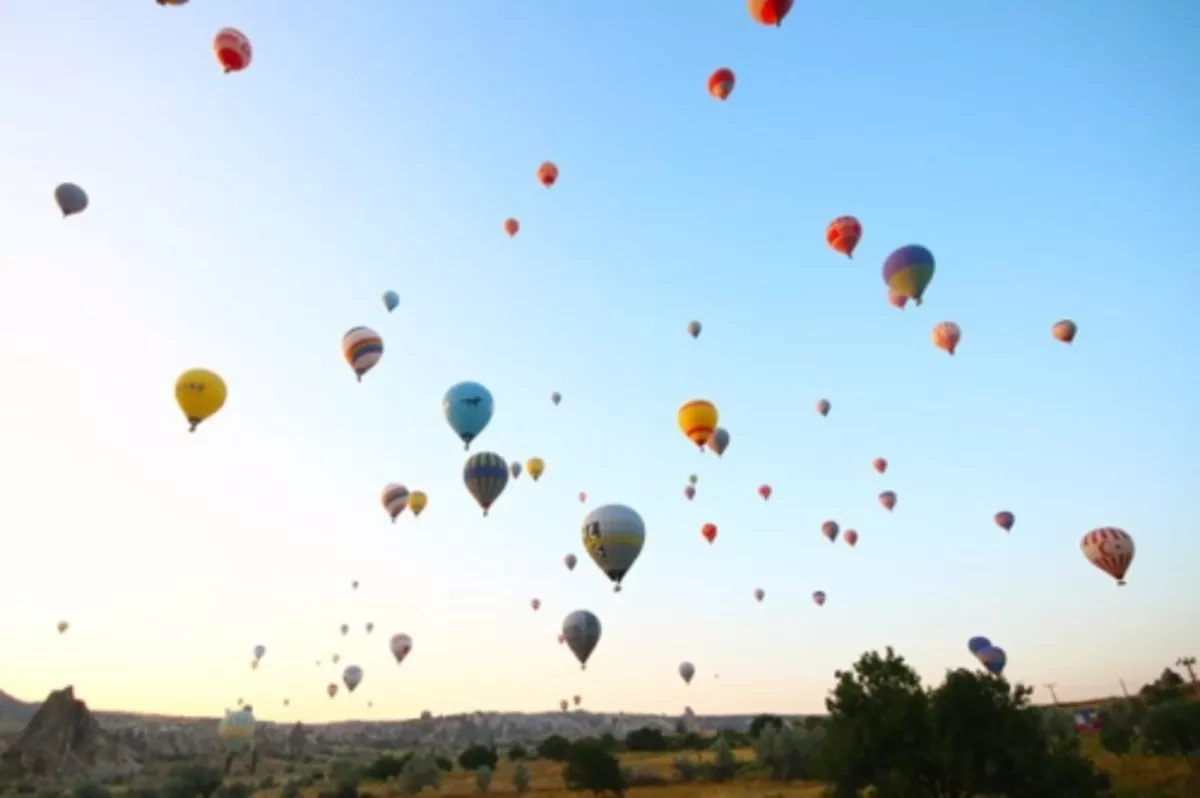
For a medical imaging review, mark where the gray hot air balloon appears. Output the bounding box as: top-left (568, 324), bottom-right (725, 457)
top-left (581, 504), bottom-right (645, 592)
top-left (679, 661), bottom-right (696, 684)
top-left (343, 664), bottom-right (364, 692)
top-left (562, 609), bottom-right (601, 670)
top-left (54, 183), bottom-right (89, 218)
top-left (510, 460), bottom-right (522, 480)
top-left (708, 428), bottom-right (730, 457)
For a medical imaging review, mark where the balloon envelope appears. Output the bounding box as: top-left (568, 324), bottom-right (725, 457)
top-left (443, 381), bottom-right (495, 449)
top-left (581, 504), bottom-right (646, 588)
top-left (883, 244), bottom-right (936, 303)
top-left (463, 452), bottom-right (508, 515)
top-left (562, 609), bottom-right (601, 668)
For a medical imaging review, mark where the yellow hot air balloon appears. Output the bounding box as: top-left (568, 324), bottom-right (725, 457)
top-left (408, 491), bottom-right (428, 517)
top-left (56, 620), bottom-right (69, 634)
top-left (175, 368), bottom-right (227, 432)
top-left (526, 457), bottom-right (545, 481)
top-left (677, 400), bottom-right (718, 449)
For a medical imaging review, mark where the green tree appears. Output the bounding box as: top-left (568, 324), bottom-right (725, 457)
top-left (507, 743), bottom-right (528, 761)
top-left (397, 751), bottom-right (441, 796)
top-left (511, 762), bottom-right (531, 795)
top-left (1097, 706), bottom-right (1137, 758)
top-left (457, 744), bottom-right (498, 772)
top-left (708, 735), bottom-right (738, 782)
top-left (164, 762), bottom-right (223, 798)
top-left (624, 727), bottom-right (668, 752)
top-left (748, 713), bottom-right (783, 738)
top-left (537, 734), bottom-right (572, 761)
top-left (1141, 697), bottom-right (1200, 757)
top-left (70, 784), bottom-right (110, 798)
top-left (364, 754), bottom-right (407, 781)
top-left (474, 765), bottom-right (493, 793)
top-left (753, 723), bottom-right (820, 781)
top-left (561, 741), bottom-right (625, 795)
top-left (1140, 667), bottom-right (1187, 706)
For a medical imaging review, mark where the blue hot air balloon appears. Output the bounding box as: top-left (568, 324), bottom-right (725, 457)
top-left (977, 646), bottom-right (1007, 675)
top-left (443, 382), bottom-right (494, 450)
top-left (463, 452), bottom-right (508, 516)
top-left (382, 291), bottom-right (400, 313)
top-left (967, 636), bottom-right (992, 656)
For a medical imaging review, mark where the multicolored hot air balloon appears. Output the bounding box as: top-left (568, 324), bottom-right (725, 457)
top-left (382, 483), bottom-right (410, 522)
top-left (564, 553), bottom-right (577, 571)
top-left (537, 162), bottom-right (559, 187)
top-left (463, 452), bottom-right (508, 516)
top-left (826, 216), bottom-right (862, 258)
top-left (443, 381), bottom-right (494, 449)
top-left (822, 521), bottom-right (839, 542)
top-left (54, 183), bottom-right (89, 218)
top-left (708, 68), bottom-right (735, 100)
top-left (213, 27), bottom-right (252, 73)
top-left (748, 0), bottom-right (794, 26)
top-left (390, 633), bottom-right (413, 664)
top-left (684, 485), bottom-right (696, 501)
top-left (994, 511), bottom-right (1014, 532)
top-left (873, 457), bottom-right (888, 474)
top-left (218, 708), bottom-right (256, 753)
top-left (812, 590), bottom-right (827, 607)
top-left (679, 661), bottom-right (696, 684)
top-left (678, 400), bottom-right (718, 449)
top-left (932, 321), bottom-right (962, 355)
top-left (526, 457), bottom-right (545, 481)
top-left (754, 588), bottom-right (765, 603)
top-left (701, 523), bottom-right (718, 544)
top-left (1081, 527), bottom-right (1135, 585)
top-left (504, 218), bottom-right (520, 237)
top-left (977, 646), bottom-right (1007, 675)
top-left (343, 665), bottom-right (363, 692)
top-left (1053, 319), bottom-right (1078, 344)
top-left (883, 245), bottom-right (935, 305)
top-left (758, 484), bottom-right (772, 500)
top-left (175, 368), bottom-right (227, 432)
top-left (879, 491), bottom-right (897, 512)
top-left (408, 491), bottom-right (428, 517)
top-left (581, 504), bottom-right (646, 592)
top-left (844, 529), bottom-right (859, 547)
top-left (342, 327), bottom-right (383, 381)
top-left (816, 398), bottom-right (831, 417)
top-left (562, 609), bottom-right (601, 669)
top-left (382, 290), bottom-right (400, 312)
top-left (687, 320), bottom-right (702, 339)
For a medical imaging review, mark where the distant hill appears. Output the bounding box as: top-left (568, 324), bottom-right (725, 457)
top-left (0, 691), bottom-right (38, 724)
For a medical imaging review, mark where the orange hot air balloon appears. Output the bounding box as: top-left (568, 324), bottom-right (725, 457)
top-left (932, 321), bottom-right (962, 355)
top-left (678, 399), bottom-right (718, 449)
top-left (701, 523), bottom-right (718, 544)
top-left (504, 218), bottom-right (519, 237)
top-left (708, 68), bottom-right (735, 100)
top-left (326, 683), bottom-right (338, 699)
top-left (887, 290), bottom-right (909, 310)
top-left (748, 0), bottom-right (794, 26)
top-left (873, 457), bottom-right (888, 474)
top-left (825, 216), bottom-right (862, 258)
top-left (1052, 319), bottom-right (1077, 344)
top-left (844, 529), bottom-right (859, 547)
top-left (213, 27), bottom-right (252, 73)
top-left (537, 161), bottom-right (559, 188)
top-left (531, 598), bottom-right (541, 611)
top-left (758, 484), bottom-right (772, 500)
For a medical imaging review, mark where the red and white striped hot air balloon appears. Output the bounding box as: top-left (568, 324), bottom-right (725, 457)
top-left (1081, 527), bottom-right (1135, 585)
top-left (213, 27), bottom-right (252, 73)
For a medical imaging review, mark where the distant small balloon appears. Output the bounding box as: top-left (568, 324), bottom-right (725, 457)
top-left (504, 217), bottom-right (520, 237)
top-left (382, 290), bottom-right (400, 313)
top-left (701, 523), bottom-right (718, 544)
top-left (54, 183), bottom-right (89, 218)
top-left (816, 399), bottom-right (831, 417)
top-left (679, 661), bottom-right (696, 684)
top-left (1052, 319), bottom-right (1078, 344)
top-left (510, 460), bottom-right (523, 480)
top-left (551, 392), bottom-right (562, 405)
top-left (537, 161), bottom-right (559, 188)
top-left (687, 320), bottom-right (702, 339)
top-left (812, 590), bottom-right (827, 607)
top-left (873, 457), bottom-right (888, 474)
top-left (932, 321), bottom-right (962, 355)
top-left (753, 587), bottom-right (765, 603)
top-left (707, 68), bottom-right (735, 101)
top-left (684, 485), bottom-right (696, 501)
top-left (821, 521), bottom-right (839, 542)
top-left (56, 620), bottom-right (69, 635)
top-left (708, 427), bottom-right (730, 456)
top-left (688, 474), bottom-right (699, 486)
top-left (879, 491), bottom-right (897, 512)
top-left (564, 553), bottom-right (577, 571)
top-left (843, 529), bottom-right (859, 547)
top-left (531, 598), bottom-right (541, 611)
top-left (578, 491), bottom-right (587, 503)
top-left (758, 484), bottom-right (771, 500)
top-left (994, 511), bottom-right (1015, 532)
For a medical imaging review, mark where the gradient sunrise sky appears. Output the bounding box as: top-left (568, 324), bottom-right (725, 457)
top-left (0, 1), bottom-right (1197, 722)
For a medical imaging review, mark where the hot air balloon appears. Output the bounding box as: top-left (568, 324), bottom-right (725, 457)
top-left (932, 321), bottom-right (962, 355)
top-left (873, 457), bottom-right (888, 474)
top-left (366, 622), bottom-right (374, 633)
top-left (708, 68), bottom-right (735, 100)
top-left (510, 461), bottom-right (523, 480)
top-left (175, 368), bottom-right (227, 432)
top-left (332, 653), bottom-right (341, 664)
top-left (708, 428), bottom-right (730, 456)
top-left (684, 485), bottom-right (696, 501)
top-left (573, 695), bottom-right (581, 707)
top-left (408, 491), bottom-right (428, 518)
top-left (883, 245), bottom-right (935, 305)
top-left (326, 683), bottom-right (338, 699)
top-left (504, 218), bottom-right (520, 237)
top-left (56, 620), bottom-right (69, 634)
top-left (967, 636), bottom-right (991, 656)
top-left (822, 521), bottom-right (839, 542)
top-left (531, 598), bottom-right (541, 611)
top-left (236, 698), bottom-right (243, 706)
top-left (464, 452), bottom-right (508, 516)
top-left (678, 400), bottom-right (718, 449)
top-left (560, 699), bottom-right (569, 712)
top-left (887, 290), bottom-right (909, 310)
top-left (537, 161), bottom-right (559, 187)
top-left (748, 0), bottom-right (794, 26)
top-left (994, 511), bottom-right (1014, 532)
top-left (340, 624), bottom-right (349, 636)
top-left (526, 457), bottom-right (545, 481)
top-left (382, 290), bottom-right (400, 312)
top-left (758, 484), bottom-right (772, 500)
top-left (343, 665), bottom-right (363, 693)
top-left (687, 320), bottom-right (702, 338)
top-left (879, 491), bottom-right (897, 511)
top-left (443, 381), bottom-right (495, 449)
top-left (564, 553), bottom-right (577, 571)
top-left (282, 698), bottom-right (289, 707)
top-left (382, 483), bottom-right (410, 522)
top-left (217, 708), bottom-right (256, 753)
top-left (213, 27), bottom-right (252, 73)
top-left (249, 659), bottom-right (259, 671)
top-left (1081, 527), bottom-right (1135, 585)
top-left (844, 529), bottom-right (859, 547)
top-left (578, 491), bottom-right (588, 503)
top-left (252, 645), bottom-right (266, 661)
top-left (551, 392), bottom-right (562, 405)
top-left (701, 523), bottom-right (718, 544)
top-left (754, 588), bottom-right (765, 603)
top-left (157, 0), bottom-right (190, 6)
top-left (1052, 319), bottom-right (1078, 344)
top-left (977, 646), bottom-right (1007, 675)
top-left (816, 399), bottom-right (831, 417)
top-left (342, 326), bottom-right (383, 382)
top-left (812, 590), bottom-right (827, 607)
top-left (351, 580), bottom-right (359, 590)
top-left (688, 474), bottom-right (699, 486)
top-left (679, 661), bottom-right (696, 684)
top-left (390, 633), bottom-right (413, 664)
top-left (562, 609), bottom-right (601, 669)
top-left (581, 504), bottom-right (646, 592)
top-left (826, 216), bottom-right (862, 258)
top-left (54, 183), bottom-right (89, 218)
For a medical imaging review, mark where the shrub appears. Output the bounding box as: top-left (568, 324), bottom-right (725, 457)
top-left (511, 762), bottom-right (531, 795)
top-left (672, 757), bottom-right (702, 782)
top-left (164, 763), bottom-right (223, 798)
top-left (280, 781), bottom-right (302, 798)
top-left (326, 759), bottom-right (361, 787)
top-left (536, 734), bottom-right (572, 761)
top-left (363, 754), bottom-right (407, 781)
top-left (457, 744), bottom-right (498, 772)
top-left (434, 756), bottom-right (454, 772)
top-left (749, 714), bottom-right (784, 738)
top-left (15, 782), bottom-right (36, 795)
top-left (754, 723), bottom-right (820, 781)
top-left (709, 735), bottom-right (739, 782)
top-left (397, 750), bottom-right (441, 795)
top-left (37, 788), bottom-right (65, 798)
top-left (562, 741), bottom-right (626, 793)
top-left (621, 766), bottom-right (669, 787)
top-left (214, 785), bottom-right (251, 798)
top-left (507, 743), bottom-right (527, 761)
top-left (474, 765), bottom-right (493, 793)
top-left (624, 726), bottom-right (668, 752)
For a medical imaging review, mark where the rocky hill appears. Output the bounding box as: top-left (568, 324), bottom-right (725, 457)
top-left (0, 687), bottom-right (140, 780)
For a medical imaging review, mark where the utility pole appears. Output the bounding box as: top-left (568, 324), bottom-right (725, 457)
top-left (1044, 683), bottom-right (1059, 705)
top-left (1119, 678), bottom-right (1130, 698)
top-left (1176, 656), bottom-right (1197, 684)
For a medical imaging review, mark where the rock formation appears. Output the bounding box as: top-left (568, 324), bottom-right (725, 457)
top-left (0, 686), bottom-right (140, 780)
top-left (287, 722), bottom-right (307, 759)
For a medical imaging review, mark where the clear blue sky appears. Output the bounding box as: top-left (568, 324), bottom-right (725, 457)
top-left (0, 1), bottom-right (1197, 722)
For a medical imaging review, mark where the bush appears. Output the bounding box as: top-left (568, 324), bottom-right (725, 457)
top-left (709, 735), bottom-right (739, 782)
top-left (214, 785), bottom-right (251, 798)
top-left (562, 742), bottom-right (626, 793)
top-left (536, 734), bottom-right (572, 761)
top-left (164, 763), bottom-right (223, 798)
top-left (15, 782), bottom-right (36, 795)
top-left (280, 781), bottom-right (302, 798)
top-left (256, 775), bottom-right (276, 791)
top-left (749, 714), bottom-right (784, 738)
top-left (457, 744), bottom-right (498, 772)
top-left (326, 759), bottom-right (361, 787)
top-left (126, 788), bottom-right (160, 798)
top-left (624, 726), bottom-right (668, 752)
top-left (397, 750), bottom-right (442, 795)
top-left (620, 766), bottom-right (668, 787)
top-left (474, 765), bottom-right (493, 793)
top-left (363, 754), bottom-right (408, 781)
top-left (507, 743), bottom-right (527, 761)
top-left (672, 756), bottom-right (702, 782)
top-left (511, 762), bottom-right (531, 795)
top-left (434, 756), bottom-right (454, 772)
top-left (38, 788), bottom-right (65, 798)
top-left (754, 723), bottom-right (819, 781)
top-left (1142, 697), bottom-right (1200, 756)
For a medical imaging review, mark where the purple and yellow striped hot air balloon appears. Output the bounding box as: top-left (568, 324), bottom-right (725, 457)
top-left (342, 326), bottom-right (383, 382)
top-left (883, 245), bottom-right (935, 305)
